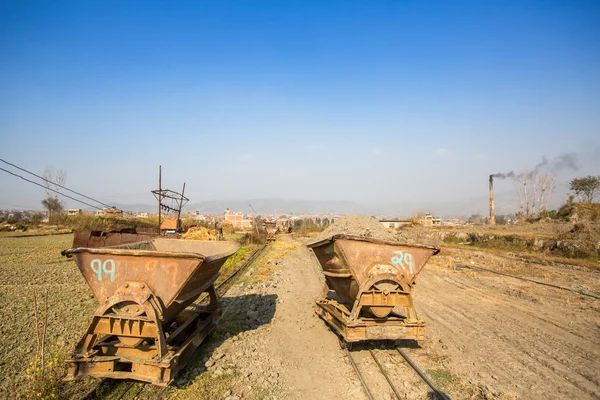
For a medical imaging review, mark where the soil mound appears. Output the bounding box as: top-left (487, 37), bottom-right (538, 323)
top-left (558, 204), bottom-right (600, 256)
top-left (182, 227), bottom-right (216, 240)
top-left (312, 215), bottom-right (397, 242)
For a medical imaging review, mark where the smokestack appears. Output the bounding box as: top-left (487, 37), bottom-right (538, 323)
top-left (489, 175), bottom-right (495, 225)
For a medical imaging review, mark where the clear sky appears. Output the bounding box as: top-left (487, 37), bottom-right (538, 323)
top-left (1, 0), bottom-right (599, 212)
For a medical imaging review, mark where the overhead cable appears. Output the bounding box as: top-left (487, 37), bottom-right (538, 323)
top-left (0, 158), bottom-right (115, 209)
top-left (0, 166), bottom-right (103, 210)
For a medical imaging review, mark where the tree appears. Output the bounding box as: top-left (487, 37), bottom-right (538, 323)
top-left (8, 211), bottom-right (23, 223)
top-left (41, 167), bottom-right (66, 223)
top-left (514, 170), bottom-right (556, 218)
top-left (41, 197), bottom-right (63, 221)
top-left (30, 213), bottom-right (43, 226)
top-left (570, 175), bottom-right (600, 203)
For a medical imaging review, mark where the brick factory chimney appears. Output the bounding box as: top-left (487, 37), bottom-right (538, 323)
top-left (489, 175), bottom-right (495, 225)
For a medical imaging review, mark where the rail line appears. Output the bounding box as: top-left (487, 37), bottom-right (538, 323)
top-left (344, 344), bottom-right (451, 400)
top-left (456, 263), bottom-right (600, 300)
top-left (79, 243), bottom-right (269, 400)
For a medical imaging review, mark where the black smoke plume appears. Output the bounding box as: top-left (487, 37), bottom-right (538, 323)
top-left (491, 153), bottom-right (580, 179)
top-left (491, 171), bottom-right (515, 179)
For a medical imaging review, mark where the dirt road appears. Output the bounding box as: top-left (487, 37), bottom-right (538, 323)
top-left (413, 251), bottom-right (600, 399)
top-left (185, 236), bottom-right (366, 400)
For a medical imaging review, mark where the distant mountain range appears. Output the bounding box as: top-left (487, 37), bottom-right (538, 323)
top-left (103, 183), bottom-right (571, 217)
top-left (104, 187), bottom-right (567, 217)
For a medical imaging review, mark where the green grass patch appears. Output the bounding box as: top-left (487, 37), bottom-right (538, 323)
top-left (171, 370), bottom-right (238, 399)
top-left (427, 368), bottom-right (459, 390)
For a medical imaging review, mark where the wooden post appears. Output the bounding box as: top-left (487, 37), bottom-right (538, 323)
top-left (158, 165), bottom-right (162, 234)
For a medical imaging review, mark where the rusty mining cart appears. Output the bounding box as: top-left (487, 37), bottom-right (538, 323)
top-left (62, 238), bottom-right (240, 386)
top-left (308, 235), bottom-right (439, 344)
top-left (264, 221), bottom-right (278, 242)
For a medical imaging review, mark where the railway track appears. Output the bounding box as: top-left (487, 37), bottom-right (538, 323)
top-left (344, 343), bottom-right (451, 400)
top-left (79, 243), bottom-right (269, 400)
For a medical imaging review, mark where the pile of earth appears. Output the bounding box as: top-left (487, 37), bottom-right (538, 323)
top-left (558, 204), bottom-right (600, 256)
top-left (182, 227), bottom-right (217, 240)
top-left (312, 215), bottom-right (399, 242)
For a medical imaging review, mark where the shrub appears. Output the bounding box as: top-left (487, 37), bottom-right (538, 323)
top-left (221, 220), bottom-right (235, 234)
top-left (30, 213), bottom-right (43, 226)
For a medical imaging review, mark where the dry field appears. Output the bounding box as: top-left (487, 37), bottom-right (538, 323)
top-left (0, 234), bottom-right (258, 399)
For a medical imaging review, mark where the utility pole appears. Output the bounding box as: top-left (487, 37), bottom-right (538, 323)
top-left (489, 175), bottom-right (495, 225)
top-left (158, 165), bottom-right (162, 233)
top-left (177, 182), bottom-right (186, 231)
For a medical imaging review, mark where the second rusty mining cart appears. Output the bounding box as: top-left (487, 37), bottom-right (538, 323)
top-left (308, 235), bottom-right (439, 344)
top-left (263, 221), bottom-right (278, 242)
top-left (63, 238), bottom-right (240, 386)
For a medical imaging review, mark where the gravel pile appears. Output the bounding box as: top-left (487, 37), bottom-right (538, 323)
top-left (312, 215), bottom-right (398, 242)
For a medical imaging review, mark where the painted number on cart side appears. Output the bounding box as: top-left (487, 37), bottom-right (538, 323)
top-left (391, 251), bottom-right (414, 275)
top-left (91, 259), bottom-right (116, 282)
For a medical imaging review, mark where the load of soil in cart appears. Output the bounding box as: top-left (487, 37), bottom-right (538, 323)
top-left (314, 215), bottom-right (396, 242)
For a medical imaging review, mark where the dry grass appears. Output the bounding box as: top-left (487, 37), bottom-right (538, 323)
top-left (0, 234), bottom-right (98, 398)
top-left (441, 242), bottom-right (600, 271)
top-left (250, 239), bottom-right (300, 283)
top-left (182, 227), bottom-right (217, 240)
top-left (169, 371), bottom-right (239, 399)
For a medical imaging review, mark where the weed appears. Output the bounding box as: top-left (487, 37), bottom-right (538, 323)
top-left (23, 291), bottom-right (67, 399)
top-left (428, 368), bottom-right (456, 389)
top-left (171, 370), bottom-right (238, 399)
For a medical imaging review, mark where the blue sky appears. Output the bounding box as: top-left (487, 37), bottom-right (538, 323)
top-left (1, 1), bottom-right (599, 212)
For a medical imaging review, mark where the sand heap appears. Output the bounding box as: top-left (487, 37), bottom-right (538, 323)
top-left (182, 227), bottom-right (216, 240)
top-left (312, 215), bottom-right (397, 242)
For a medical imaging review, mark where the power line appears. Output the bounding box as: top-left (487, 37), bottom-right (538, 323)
top-left (0, 166), bottom-right (103, 210)
top-left (0, 158), bottom-right (115, 209)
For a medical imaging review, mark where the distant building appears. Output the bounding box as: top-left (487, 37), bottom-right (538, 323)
top-left (379, 219), bottom-right (411, 230)
top-left (97, 208), bottom-right (123, 217)
top-left (420, 213), bottom-right (442, 227)
top-left (67, 209), bottom-right (82, 216)
top-left (224, 208), bottom-right (253, 229)
top-left (160, 219), bottom-right (179, 233)
top-left (137, 212), bottom-right (149, 218)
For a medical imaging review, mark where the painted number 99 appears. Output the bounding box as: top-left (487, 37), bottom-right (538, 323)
top-left (91, 259), bottom-right (116, 282)
top-left (391, 250), bottom-right (414, 275)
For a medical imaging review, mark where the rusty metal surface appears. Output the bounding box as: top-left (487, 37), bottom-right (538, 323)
top-left (64, 239), bottom-right (239, 322)
top-left (73, 230), bottom-right (160, 248)
top-left (308, 235), bottom-right (438, 342)
top-left (63, 238), bottom-right (240, 385)
top-left (264, 222), bottom-right (278, 241)
top-left (264, 222), bottom-right (278, 235)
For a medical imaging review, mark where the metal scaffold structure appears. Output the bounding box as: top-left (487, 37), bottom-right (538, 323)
top-left (151, 165), bottom-right (189, 233)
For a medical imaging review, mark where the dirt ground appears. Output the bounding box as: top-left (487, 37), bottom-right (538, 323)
top-left (165, 233), bottom-right (600, 400)
top-left (183, 234), bottom-right (600, 400)
top-left (1, 229), bottom-right (599, 399)
top-left (414, 247), bottom-right (600, 399)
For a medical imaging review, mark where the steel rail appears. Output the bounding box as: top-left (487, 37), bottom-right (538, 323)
top-left (397, 348), bottom-right (451, 400)
top-left (344, 347), bottom-right (375, 400)
top-left (78, 243), bottom-right (269, 400)
top-left (196, 243), bottom-right (269, 305)
top-left (155, 386), bottom-right (169, 400)
top-left (369, 349), bottom-right (402, 399)
top-left (115, 381), bottom-right (137, 400)
top-left (215, 244), bottom-right (269, 292)
top-left (344, 343), bottom-right (452, 400)
top-left (457, 263), bottom-right (600, 300)
top-left (79, 379), bottom-right (108, 400)
top-left (143, 243), bottom-right (269, 400)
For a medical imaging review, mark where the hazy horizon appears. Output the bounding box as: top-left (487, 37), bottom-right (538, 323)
top-left (2, 1), bottom-right (599, 214)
